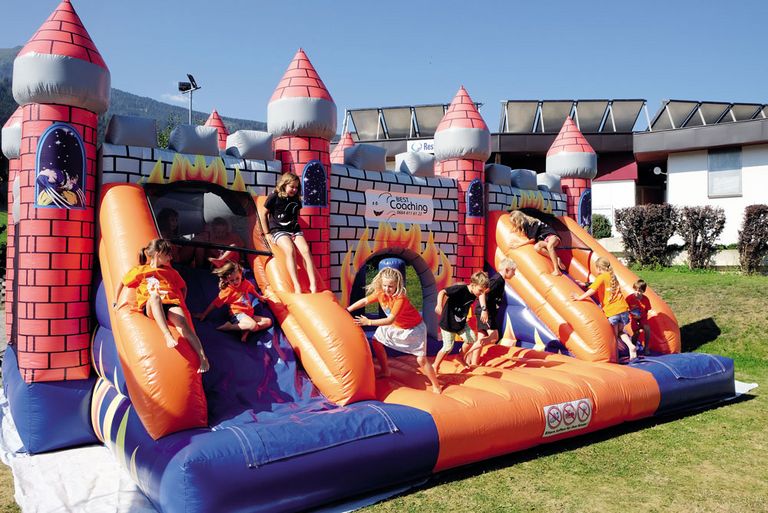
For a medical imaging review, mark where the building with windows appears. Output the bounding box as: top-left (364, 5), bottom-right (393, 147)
top-left (342, 99), bottom-right (768, 244)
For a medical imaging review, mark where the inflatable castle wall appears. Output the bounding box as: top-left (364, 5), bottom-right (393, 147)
top-left (0, 3), bottom-right (736, 513)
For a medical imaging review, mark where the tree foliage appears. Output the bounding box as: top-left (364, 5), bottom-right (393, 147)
top-left (738, 204), bottom-right (768, 274)
top-left (591, 213), bottom-right (612, 239)
top-left (615, 204), bottom-right (678, 266)
top-left (677, 206), bottom-right (726, 269)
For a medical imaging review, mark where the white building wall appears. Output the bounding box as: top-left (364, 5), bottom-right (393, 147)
top-left (592, 180), bottom-right (636, 236)
top-left (667, 144), bottom-right (768, 244)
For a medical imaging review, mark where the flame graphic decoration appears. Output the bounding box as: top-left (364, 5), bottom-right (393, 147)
top-left (145, 154), bottom-right (247, 192)
top-left (340, 222), bottom-right (453, 306)
top-left (507, 189), bottom-right (555, 214)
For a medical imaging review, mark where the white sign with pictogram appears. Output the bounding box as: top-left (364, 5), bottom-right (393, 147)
top-left (542, 398), bottom-right (592, 437)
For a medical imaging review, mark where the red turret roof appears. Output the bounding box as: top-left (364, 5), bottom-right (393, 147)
top-left (18, 0), bottom-right (107, 69)
top-left (435, 86), bottom-right (488, 133)
top-left (269, 49), bottom-right (333, 103)
top-left (547, 117), bottom-right (595, 157)
top-left (330, 132), bottom-right (355, 164)
top-left (3, 107), bottom-right (23, 128)
top-left (204, 109), bottom-right (229, 150)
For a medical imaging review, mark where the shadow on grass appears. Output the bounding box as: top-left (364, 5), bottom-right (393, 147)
top-left (381, 393), bottom-right (757, 502)
top-left (680, 317), bottom-right (721, 352)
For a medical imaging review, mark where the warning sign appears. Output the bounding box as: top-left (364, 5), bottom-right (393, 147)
top-left (542, 398), bottom-right (593, 437)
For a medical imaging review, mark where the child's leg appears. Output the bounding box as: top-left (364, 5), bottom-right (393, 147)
top-left (275, 236), bottom-right (302, 293)
top-left (293, 235), bottom-right (318, 293)
top-left (371, 339), bottom-right (390, 377)
top-left (433, 330), bottom-right (454, 373)
top-left (642, 322), bottom-right (651, 347)
top-left (146, 294), bottom-right (177, 348)
top-left (615, 322), bottom-right (636, 360)
top-left (546, 236), bottom-right (564, 275)
top-left (417, 355), bottom-right (442, 393)
top-left (168, 307), bottom-right (209, 373)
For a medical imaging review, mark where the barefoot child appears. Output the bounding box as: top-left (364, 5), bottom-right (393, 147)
top-left (626, 279), bottom-right (652, 354)
top-left (508, 210), bottom-right (566, 276)
top-left (114, 239), bottom-right (209, 373)
top-left (259, 172), bottom-right (318, 293)
top-left (196, 261), bottom-right (273, 342)
top-left (466, 259), bottom-right (517, 366)
top-left (571, 257), bottom-right (636, 360)
top-left (347, 267), bottom-right (441, 393)
top-left (434, 271), bottom-right (490, 373)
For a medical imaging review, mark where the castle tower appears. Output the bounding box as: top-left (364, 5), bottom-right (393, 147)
top-left (433, 87), bottom-right (491, 281)
top-left (11, 0), bottom-right (110, 382)
top-left (330, 131), bottom-right (355, 164)
top-left (267, 49), bottom-right (336, 285)
top-left (204, 109), bottom-right (228, 151)
top-left (2, 107), bottom-right (23, 343)
top-left (546, 117), bottom-right (597, 230)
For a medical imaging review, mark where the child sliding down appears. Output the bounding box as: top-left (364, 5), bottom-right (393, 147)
top-left (114, 239), bottom-right (209, 373)
top-left (196, 262), bottom-right (272, 342)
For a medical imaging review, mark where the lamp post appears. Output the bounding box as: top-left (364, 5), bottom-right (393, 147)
top-left (178, 74), bottom-right (201, 124)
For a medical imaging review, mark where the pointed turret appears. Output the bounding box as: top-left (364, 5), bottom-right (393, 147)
top-left (546, 117), bottom-right (597, 229)
top-left (433, 87), bottom-right (490, 281)
top-left (330, 132), bottom-right (355, 164)
top-left (204, 109), bottom-right (229, 151)
top-left (13, 0), bottom-right (110, 114)
top-left (267, 49), bottom-right (336, 288)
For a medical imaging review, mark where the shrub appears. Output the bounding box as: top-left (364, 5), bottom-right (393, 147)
top-left (591, 214), bottom-right (612, 239)
top-left (738, 204), bottom-right (768, 274)
top-left (677, 206), bottom-right (726, 269)
top-left (615, 204), bottom-right (678, 266)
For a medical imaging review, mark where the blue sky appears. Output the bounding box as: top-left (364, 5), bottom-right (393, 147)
top-left (3, 0), bottom-right (767, 129)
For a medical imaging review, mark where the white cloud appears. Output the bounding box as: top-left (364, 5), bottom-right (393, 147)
top-left (161, 93), bottom-right (187, 105)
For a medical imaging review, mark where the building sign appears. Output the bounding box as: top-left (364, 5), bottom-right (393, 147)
top-left (406, 139), bottom-right (435, 154)
top-left (364, 190), bottom-right (434, 224)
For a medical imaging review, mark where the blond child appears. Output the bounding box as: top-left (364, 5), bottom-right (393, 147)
top-left (114, 239), bottom-right (209, 373)
top-left (259, 173), bottom-right (318, 293)
top-left (571, 257), bottom-right (636, 360)
top-left (508, 210), bottom-right (566, 276)
top-left (196, 262), bottom-right (272, 342)
top-left (433, 271), bottom-right (490, 372)
top-left (347, 267), bottom-right (441, 394)
top-left (626, 279), bottom-right (652, 353)
top-left (466, 259), bottom-right (517, 366)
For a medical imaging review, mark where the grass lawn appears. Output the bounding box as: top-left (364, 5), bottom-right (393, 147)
top-left (0, 268), bottom-right (765, 513)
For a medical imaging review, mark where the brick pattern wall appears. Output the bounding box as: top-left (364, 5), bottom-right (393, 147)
top-left (329, 164), bottom-right (458, 294)
top-left (273, 135), bottom-right (331, 284)
top-left (5, 157), bottom-right (19, 342)
top-left (435, 158), bottom-right (484, 281)
top-left (560, 178), bottom-right (590, 220)
top-left (15, 104), bottom-right (98, 383)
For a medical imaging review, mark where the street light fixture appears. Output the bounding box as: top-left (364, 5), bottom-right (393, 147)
top-left (178, 74), bottom-right (201, 124)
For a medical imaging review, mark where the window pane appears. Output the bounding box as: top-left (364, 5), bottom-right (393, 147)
top-left (708, 149), bottom-right (741, 197)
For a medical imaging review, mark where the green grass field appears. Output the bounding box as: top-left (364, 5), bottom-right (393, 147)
top-left (0, 268), bottom-right (765, 513)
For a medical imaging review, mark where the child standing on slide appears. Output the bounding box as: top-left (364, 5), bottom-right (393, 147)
top-left (434, 271), bottom-right (490, 373)
top-left (259, 172), bottom-right (318, 294)
top-left (347, 267), bottom-right (441, 394)
top-left (571, 257), bottom-right (636, 360)
top-left (196, 261), bottom-right (272, 342)
top-left (466, 258), bottom-right (517, 366)
top-left (508, 210), bottom-right (566, 276)
top-left (114, 239), bottom-right (209, 373)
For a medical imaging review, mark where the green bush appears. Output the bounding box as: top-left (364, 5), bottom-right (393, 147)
top-left (591, 213), bottom-right (612, 239)
top-left (738, 204), bottom-right (768, 274)
top-left (677, 206), bottom-right (726, 269)
top-left (615, 204), bottom-right (678, 267)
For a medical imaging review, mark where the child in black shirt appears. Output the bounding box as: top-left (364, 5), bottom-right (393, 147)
top-left (433, 271), bottom-right (490, 374)
top-left (508, 210), bottom-right (566, 276)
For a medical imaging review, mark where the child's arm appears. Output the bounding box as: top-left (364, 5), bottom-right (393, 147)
top-left (113, 281), bottom-right (125, 310)
top-left (258, 206), bottom-right (272, 242)
top-left (355, 312), bottom-right (395, 327)
top-left (572, 288), bottom-right (596, 301)
top-left (346, 297), bottom-right (370, 312)
top-left (194, 300), bottom-right (218, 321)
top-left (435, 289), bottom-right (446, 316)
top-left (478, 292), bottom-right (489, 324)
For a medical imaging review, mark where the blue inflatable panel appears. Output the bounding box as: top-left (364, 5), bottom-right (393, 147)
top-left (629, 353), bottom-right (735, 416)
top-left (94, 280), bottom-right (111, 331)
top-left (91, 326), bottom-right (127, 393)
top-left (2, 344), bottom-right (97, 453)
top-left (91, 266), bottom-right (439, 512)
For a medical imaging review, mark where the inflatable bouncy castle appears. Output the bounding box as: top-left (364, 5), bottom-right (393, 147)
top-left (2, 2), bottom-right (736, 512)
